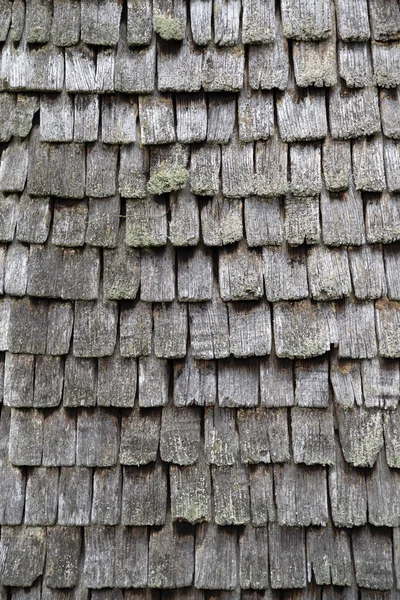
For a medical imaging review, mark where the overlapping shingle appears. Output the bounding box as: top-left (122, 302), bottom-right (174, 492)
top-left (2, 1), bottom-right (400, 598)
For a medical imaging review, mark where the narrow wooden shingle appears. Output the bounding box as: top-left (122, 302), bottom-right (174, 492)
top-left (73, 299), bottom-right (118, 358)
top-left (76, 409), bottom-right (119, 467)
top-left (190, 144), bottom-right (221, 196)
top-left (329, 444), bottom-right (367, 527)
top-left (170, 453), bottom-right (212, 523)
top-left (291, 406), bottom-right (335, 465)
top-left (58, 466), bottom-right (92, 526)
top-left (249, 464), bottom-right (276, 526)
top-left (239, 526), bottom-right (269, 590)
top-left (237, 407), bottom-right (290, 464)
top-left (99, 347), bottom-right (137, 407)
top-left (329, 86), bottom-right (381, 139)
top-left (260, 352), bottom-right (295, 407)
top-left (42, 408), bottom-right (76, 466)
top-left (219, 242), bottom-right (263, 301)
top-left (321, 185), bottom-right (365, 247)
top-left (25, 467), bottom-right (58, 526)
top-left (148, 522), bottom-right (194, 588)
top-left (361, 357), bottom-right (399, 409)
top-left (274, 463), bottom-right (329, 526)
top-left (331, 352), bottom-right (362, 409)
top-left (263, 245), bottom-right (308, 302)
top-left (245, 197), bottom-right (284, 247)
top-left (337, 299), bottom-right (377, 359)
top-left (205, 407), bottom-right (239, 466)
top-left (91, 466), bottom-right (121, 525)
top-left (84, 526), bottom-right (115, 588)
top-left (121, 463), bottom-right (167, 526)
top-left (120, 301), bottom-right (152, 358)
top-left (352, 526), bottom-right (393, 590)
top-left (376, 297), bottom-right (400, 358)
top-left (323, 137), bottom-right (352, 192)
top-left (336, 0), bottom-right (370, 42)
top-left (154, 301), bottom-right (187, 359)
top-left (366, 451), bottom-right (400, 526)
top-left (173, 349), bottom-right (216, 407)
top-left (218, 358), bottom-right (259, 408)
top-left (212, 462), bottom-right (251, 525)
top-left (189, 286), bottom-right (230, 360)
top-left (365, 192), bottom-right (400, 244)
top-left (307, 525), bottom-right (353, 586)
top-left (293, 35), bottom-right (337, 87)
top-left (160, 406), bottom-right (201, 466)
top-left (268, 523), bottom-right (306, 589)
top-left (127, 0), bottom-right (152, 45)
top-left (63, 355), bottom-right (97, 407)
top-left (201, 196), bottom-right (243, 246)
top-left (385, 243), bottom-right (400, 300)
top-left (338, 42), bottom-right (373, 87)
top-left (337, 406), bottom-right (383, 467)
top-left (348, 244), bottom-right (387, 300)
top-left (140, 245), bottom-right (175, 303)
top-left (45, 526), bottom-right (81, 589)
top-left (284, 195), bottom-right (321, 246)
top-left (281, 0), bottom-right (332, 40)
top-left (120, 407), bottom-right (161, 466)
top-left (195, 523), bottom-right (238, 590)
top-left (177, 246), bottom-right (213, 302)
top-left (176, 94), bottom-right (207, 144)
top-left (138, 356), bottom-right (169, 407)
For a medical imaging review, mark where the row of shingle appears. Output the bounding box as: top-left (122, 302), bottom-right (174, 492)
top-left (1, 35), bottom-right (400, 95)
top-left (4, 339), bottom-right (400, 409)
top-left (2, 138), bottom-right (400, 206)
top-left (3, 193), bottom-right (400, 255)
top-left (4, 398), bottom-right (400, 469)
top-left (3, 0), bottom-right (400, 44)
top-left (0, 585), bottom-right (393, 600)
top-left (0, 521), bottom-right (398, 592)
top-left (1, 292), bottom-right (399, 360)
top-left (3, 0), bottom-right (400, 47)
top-left (2, 87), bottom-right (400, 146)
top-left (5, 237), bottom-right (400, 304)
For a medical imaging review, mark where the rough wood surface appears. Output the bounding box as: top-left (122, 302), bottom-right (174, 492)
top-left (195, 523), bottom-right (238, 590)
top-left (268, 523), bottom-right (306, 589)
top-left (120, 407), bottom-right (160, 466)
top-left (212, 463), bottom-right (250, 525)
top-left (263, 245), bottom-right (308, 302)
top-left (245, 198), bottom-right (284, 247)
top-left (307, 525), bottom-right (352, 586)
top-left (274, 463), bottom-right (328, 526)
top-left (321, 185), bottom-right (365, 247)
top-left (291, 406), bottom-right (335, 465)
top-left (237, 407), bottom-right (290, 464)
top-left (338, 42), bottom-right (372, 88)
top-left (337, 406), bottom-right (383, 467)
top-left (154, 301), bottom-right (188, 359)
top-left (121, 463), bottom-right (167, 526)
top-left (260, 352), bottom-right (295, 407)
top-left (228, 301), bottom-right (271, 358)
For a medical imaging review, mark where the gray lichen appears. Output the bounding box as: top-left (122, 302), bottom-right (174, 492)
top-left (153, 11), bottom-right (185, 41)
top-left (147, 162), bottom-right (188, 195)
